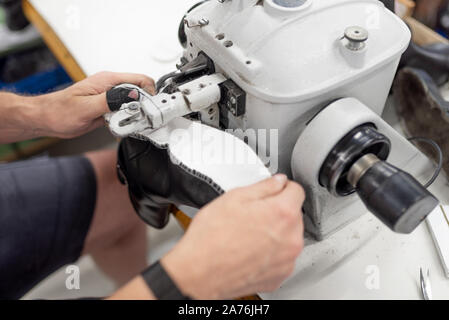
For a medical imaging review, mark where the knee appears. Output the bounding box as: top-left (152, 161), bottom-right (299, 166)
top-left (82, 149), bottom-right (145, 254)
top-left (84, 149), bottom-right (118, 184)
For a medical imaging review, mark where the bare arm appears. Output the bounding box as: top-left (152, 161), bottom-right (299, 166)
top-left (0, 72), bottom-right (155, 144)
top-left (107, 276), bottom-right (156, 300)
top-left (0, 92), bottom-right (43, 144)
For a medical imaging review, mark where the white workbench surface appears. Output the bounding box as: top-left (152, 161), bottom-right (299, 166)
top-left (30, 0), bottom-right (199, 79)
top-left (30, 0), bottom-right (449, 300)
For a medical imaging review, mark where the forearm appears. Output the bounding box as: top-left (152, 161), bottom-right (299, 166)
top-left (107, 255), bottom-right (213, 300)
top-left (0, 92), bottom-right (47, 144)
top-left (107, 276), bottom-right (157, 300)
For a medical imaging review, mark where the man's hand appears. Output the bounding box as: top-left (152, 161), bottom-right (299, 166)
top-left (0, 72), bottom-right (155, 143)
top-left (37, 72), bottom-right (155, 139)
top-left (109, 175), bottom-right (305, 300)
top-left (162, 175), bottom-right (305, 300)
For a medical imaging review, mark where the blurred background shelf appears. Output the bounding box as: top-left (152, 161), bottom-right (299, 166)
top-left (0, 3), bottom-right (73, 162)
top-left (0, 138), bottom-right (59, 162)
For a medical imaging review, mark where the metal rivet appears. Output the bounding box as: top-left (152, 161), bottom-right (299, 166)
top-left (199, 18), bottom-right (209, 26)
top-left (127, 103), bottom-right (139, 111)
top-left (224, 40), bottom-right (233, 48)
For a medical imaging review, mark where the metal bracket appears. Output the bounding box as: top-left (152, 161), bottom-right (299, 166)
top-left (183, 18), bottom-right (209, 28)
top-left (219, 79), bottom-right (246, 117)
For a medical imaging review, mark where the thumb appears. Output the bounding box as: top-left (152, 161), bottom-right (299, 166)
top-left (105, 85), bottom-right (141, 112)
top-left (241, 174), bottom-right (288, 200)
top-left (88, 85), bottom-right (140, 118)
top-left (86, 92), bottom-right (110, 118)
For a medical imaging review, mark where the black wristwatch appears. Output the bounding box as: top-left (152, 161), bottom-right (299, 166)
top-left (142, 261), bottom-right (192, 300)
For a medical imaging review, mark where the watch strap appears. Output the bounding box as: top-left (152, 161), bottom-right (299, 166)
top-left (141, 261), bottom-right (191, 300)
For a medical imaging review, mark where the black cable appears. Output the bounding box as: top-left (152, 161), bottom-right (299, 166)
top-left (380, 0), bottom-right (395, 12)
top-left (408, 137), bottom-right (443, 188)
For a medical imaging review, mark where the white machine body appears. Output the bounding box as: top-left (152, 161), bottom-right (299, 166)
top-left (108, 0), bottom-right (436, 239)
top-left (183, 0), bottom-right (410, 174)
top-left (181, 0), bottom-right (422, 238)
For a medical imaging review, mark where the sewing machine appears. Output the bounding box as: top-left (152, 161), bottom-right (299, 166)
top-left (107, 0), bottom-right (439, 241)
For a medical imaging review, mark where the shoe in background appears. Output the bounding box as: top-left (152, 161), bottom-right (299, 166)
top-left (394, 67), bottom-right (449, 175)
top-left (437, 3), bottom-right (449, 36)
top-left (414, 0), bottom-right (448, 29)
top-left (0, 0), bottom-right (29, 31)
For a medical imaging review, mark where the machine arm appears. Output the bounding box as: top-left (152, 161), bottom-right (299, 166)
top-left (107, 73), bottom-right (227, 138)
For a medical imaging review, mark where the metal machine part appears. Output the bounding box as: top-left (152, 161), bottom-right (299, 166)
top-left (291, 98), bottom-right (439, 239)
top-left (178, 1), bottom-right (210, 49)
top-left (157, 52), bottom-right (216, 93)
top-left (107, 0), bottom-right (440, 240)
top-left (347, 153), bottom-right (438, 233)
top-left (272, 0), bottom-right (308, 7)
top-left (343, 26), bottom-right (369, 51)
top-left (347, 153), bottom-right (380, 188)
top-left (319, 124), bottom-right (391, 197)
top-left (318, 122), bottom-right (438, 234)
top-left (420, 267), bottom-right (433, 300)
top-left (181, 0), bottom-right (410, 178)
top-left (108, 73), bottom-right (226, 138)
top-left (218, 79), bottom-right (246, 118)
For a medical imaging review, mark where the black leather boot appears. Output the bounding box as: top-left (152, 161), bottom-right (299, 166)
top-left (400, 41), bottom-right (449, 86)
top-left (117, 137), bottom-right (223, 228)
top-left (394, 67), bottom-right (449, 175)
top-left (0, 0), bottom-right (29, 31)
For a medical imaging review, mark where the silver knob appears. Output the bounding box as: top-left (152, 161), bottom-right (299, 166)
top-left (273, 0), bottom-right (307, 7)
top-left (344, 26), bottom-right (369, 51)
